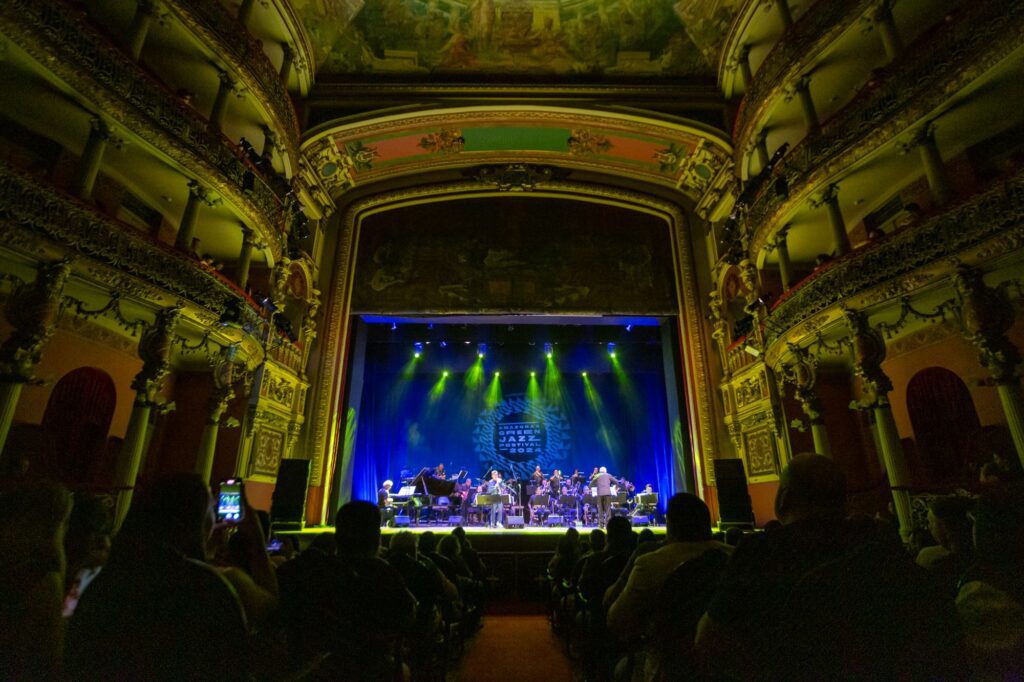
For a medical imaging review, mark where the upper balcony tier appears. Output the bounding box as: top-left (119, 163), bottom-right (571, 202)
top-left (162, 0), bottom-right (300, 163)
top-left (763, 165), bottom-right (1024, 356)
top-left (0, 0), bottom-right (288, 259)
top-left (744, 0), bottom-right (1024, 261)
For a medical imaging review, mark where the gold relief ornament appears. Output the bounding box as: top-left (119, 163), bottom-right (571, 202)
top-left (132, 305), bottom-right (182, 404)
top-left (778, 344), bottom-right (824, 425)
top-left (953, 265), bottom-right (1021, 384)
top-left (0, 259), bottom-right (72, 383)
top-left (844, 308), bottom-right (893, 410)
top-left (567, 129), bottom-right (612, 156)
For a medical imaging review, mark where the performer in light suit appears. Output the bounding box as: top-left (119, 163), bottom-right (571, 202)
top-left (486, 470), bottom-right (506, 528)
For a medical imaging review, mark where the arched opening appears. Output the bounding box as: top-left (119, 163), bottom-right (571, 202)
top-left (906, 367), bottom-right (980, 485)
top-left (41, 367), bottom-right (117, 486)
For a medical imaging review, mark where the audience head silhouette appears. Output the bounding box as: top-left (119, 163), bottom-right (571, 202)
top-left (774, 453), bottom-right (847, 524)
top-left (334, 500), bottom-right (381, 557)
top-left (115, 473), bottom-right (213, 562)
top-left (665, 492), bottom-right (712, 542)
top-left (389, 530), bottom-right (418, 558)
top-left (606, 516), bottom-right (633, 551)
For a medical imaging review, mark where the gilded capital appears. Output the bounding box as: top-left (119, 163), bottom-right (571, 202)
top-left (953, 265), bottom-right (1021, 384)
top-left (131, 305), bottom-right (181, 401)
top-left (844, 309), bottom-right (893, 408)
top-left (0, 259), bottom-right (73, 383)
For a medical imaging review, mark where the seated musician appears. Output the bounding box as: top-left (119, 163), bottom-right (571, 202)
top-left (377, 480), bottom-right (395, 526)
top-left (434, 463), bottom-right (446, 480)
top-left (529, 485), bottom-right (550, 523)
top-left (642, 484), bottom-right (653, 495)
top-left (486, 471), bottom-right (506, 528)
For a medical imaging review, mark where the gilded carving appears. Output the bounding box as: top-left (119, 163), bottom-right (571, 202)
top-left (953, 265), bottom-right (1021, 384)
top-left (0, 259), bottom-right (72, 383)
top-left (743, 426), bottom-right (779, 478)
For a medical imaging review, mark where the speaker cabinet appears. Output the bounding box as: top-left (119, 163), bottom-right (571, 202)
top-left (545, 515), bottom-right (564, 527)
top-left (447, 515), bottom-right (463, 525)
top-left (713, 458), bottom-right (755, 528)
top-left (270, 459), bottom-right (310, 530)
top-left (505, 515), bottom-right (525, 528)
top-left (394, 515), bottom-right (411, 527)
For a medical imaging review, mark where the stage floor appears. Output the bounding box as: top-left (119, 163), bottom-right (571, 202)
top-left (280, 524), bottom-right (666, 537)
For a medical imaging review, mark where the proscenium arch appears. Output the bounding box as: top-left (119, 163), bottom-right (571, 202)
top-left (305, 180), bottom-right (720, 523)
top-left (301, 105), bottom-right (734, 200)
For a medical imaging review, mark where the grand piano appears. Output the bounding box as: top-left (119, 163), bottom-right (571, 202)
top-left (389, 468), bottom-right (459, 524)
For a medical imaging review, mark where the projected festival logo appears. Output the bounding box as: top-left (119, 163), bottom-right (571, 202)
top-left (473, 394), bottom-right (570, 480)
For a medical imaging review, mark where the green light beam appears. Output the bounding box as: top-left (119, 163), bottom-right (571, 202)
top-left (485, 373), bottom-right (502, 410)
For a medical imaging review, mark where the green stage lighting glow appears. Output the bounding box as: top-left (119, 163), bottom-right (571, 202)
top-left (485, 373), bottom-right (502, 409)
top-left (530, 371), bottom-right (536, 377)
top-left (495, 371), bottom-right (501, 377)
top-left (582, 371), bottom-right (588, 377)
top-left (414, 352), bottom-right (421, 358)
top-left (442, 370), bottom-right (449, 378)
top-left (478, 352), bottom-right (485, 358)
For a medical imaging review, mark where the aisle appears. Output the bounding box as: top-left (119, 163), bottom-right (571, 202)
top-left (456, 614), bottom-right (575, 681)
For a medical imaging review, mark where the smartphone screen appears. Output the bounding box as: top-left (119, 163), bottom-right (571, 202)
top-left (217, 479), bottom-right (243, 523)
top-left (266, 538), bottom-right (283, 553)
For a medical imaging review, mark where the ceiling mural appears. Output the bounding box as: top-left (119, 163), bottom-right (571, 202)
top-left (294, 0), bottom-right (741, 78)
top-left (302, 109), bottom-right (732, 197)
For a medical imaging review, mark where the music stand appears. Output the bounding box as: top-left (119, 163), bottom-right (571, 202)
top-left (475, 495), bottom-right (511, 505)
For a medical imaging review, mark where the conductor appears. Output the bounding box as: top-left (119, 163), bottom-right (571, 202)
top-left (590, 466), bottom-right (620, 529)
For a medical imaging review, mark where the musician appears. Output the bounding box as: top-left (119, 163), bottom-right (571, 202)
top-left (529, 485), bottom-right (550, 525)
top-left (531, 465), bottom-right (545, 488)
top-left (377, 480), bottom-right (395, 526)
top-left (434, 463), bottom-right (447, 480)
top-left (590, 466), bottom-right (621, 529)
top-left (570, 469), bottom-right (583, 487)
top-left (549, 469), bottom-right (562, 496)
top-left (642, 484), bottom-right (653, 495)
top-left (486, 470), bottom-right (506, 528)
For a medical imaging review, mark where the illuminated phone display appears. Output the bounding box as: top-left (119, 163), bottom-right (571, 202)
top-left (217, 479), bottom-right (243, 523)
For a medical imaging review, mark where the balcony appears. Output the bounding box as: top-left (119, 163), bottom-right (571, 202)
top-left (764, 166), bottom-right (1024, 348)
top-left (0, 0), bottom-right (287, 259)
top-left (164, 0), bottom-right (300, 158)
top-left (0, 162), bottom-right (255, 316)
top-left (745, 0), bottom-right (1024, 259)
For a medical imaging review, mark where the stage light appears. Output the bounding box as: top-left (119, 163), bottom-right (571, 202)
top-left (543, 342), bottom-right (553, 359)
top-left (413, 342), bottom-right (423, 358)
top-left (582, 371), bottom-right (588, 377)
top-left (495, 371), bottom-right (501, 377)
top-left (607, 342), bottom-right (617, 358)
top-left (530, 371), bottom-right (536, 377)
top-left (442, 370), bottom-right (449, 378)
top-left (477, 343), bottom-right (487, 358)
top-left (390, 322), bottom-right (397, 331)
top-left (626, 324), bottom-right (633, 332)
top-left (440, 340), bottom-right (447, 348)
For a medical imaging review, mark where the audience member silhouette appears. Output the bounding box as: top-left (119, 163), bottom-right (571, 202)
top-left (917, 495), bottom-right (975, 597)
top-left (0, 480), bottom-right (72, 680)
top-left (65, 474), bottom-right (249, 681)
top-left (696, 453), bottom-right (965, 680)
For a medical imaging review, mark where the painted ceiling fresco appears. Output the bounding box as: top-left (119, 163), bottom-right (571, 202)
top-left (294, 0), bottom-right (741, 78)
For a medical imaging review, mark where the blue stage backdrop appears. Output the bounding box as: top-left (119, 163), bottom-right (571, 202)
top-left (348, 327), bottom-right (679, 510)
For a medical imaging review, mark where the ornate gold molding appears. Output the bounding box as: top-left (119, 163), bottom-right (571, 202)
top-left (306, 180), bottom-right (720, 509)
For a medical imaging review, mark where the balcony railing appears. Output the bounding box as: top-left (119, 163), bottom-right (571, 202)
top-left (0, 162), bottom-right (250, 314)
top-left (166, 0), bottom-right (300, 154)
top-left (0, 0), bottom-right (286, 257)
top-left (764, 166), bottom-right (1024, 345)
top-left (745, 0), bottom-right (1024, 259)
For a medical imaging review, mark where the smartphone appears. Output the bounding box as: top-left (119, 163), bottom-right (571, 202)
top-left (266, 538), bottom-right (283, 553)
top-left (217, 479), bottom-right (244, 523)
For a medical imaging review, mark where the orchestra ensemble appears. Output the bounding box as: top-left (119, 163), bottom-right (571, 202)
top-left (377, 464), bottom-right (659, 529)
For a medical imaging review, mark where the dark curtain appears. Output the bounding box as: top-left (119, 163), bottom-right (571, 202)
top-left (41, 367), bottom-right (117, 486)
top-left (906, 367), bottom-right (980, 484)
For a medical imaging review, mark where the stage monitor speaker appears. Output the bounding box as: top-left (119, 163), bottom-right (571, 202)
top-left (713, 458), bottom-right (755, 527)
top-left (545, 515), bottom-right (563, 527)
top-left (631, 516), bottom-right (650, 526)
top-left (448, 515), bottom-right (463, 525)
top-left (506, 515), bottom-right (525, 528)
top-left (394, 515), bottom-right (410, 527)
top-left (271, 459), bottom-right (310, 530)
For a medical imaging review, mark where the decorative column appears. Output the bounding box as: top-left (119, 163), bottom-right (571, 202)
top-left (737, 45), bottom-right (754, 91)
top-left (235, 227), bottom-right (257, 290)
top-left (787, 76), bottom-right (820, 135)
top-left (0, 260), bottom-right (72, 469)
top-left (125, 0), bottom-right (156, 61)
top-left (174, 181), bottom-right (214, 252)
top-left (953, 266), bottom-right (1024, 469)
top-left (194, 354), bottom-right (242, 485)
top-left (914, 124), bottom-right (952, 206)
top-left (753, 130), bottom-right (771, 175)
top-left (279, 43), bottom-right (295, 86)
top-left (209, 71), bottom-right (237, 132)
top-left (708, 290), bottom-right (731, 380)
top-left (846, 309), bottom-right (912, 542)
top-left (872, 0), bottom-right (904, 62)
top-left (772, 0), bottom-right (794, 30)
top-left (769, 225), bottom-right (793, 291)
top-left (236, 0), bottom-right (257, 26)
top-left (71, 117), bottom-right (113, 200)
top-left (783, 347), bottom-right (832, 457)
top-left (113, 305), bottom-right (180, 527)
top-left (813, 184), bottom-right (851, 257)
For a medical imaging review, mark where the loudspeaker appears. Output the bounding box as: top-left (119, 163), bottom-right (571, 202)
top-left (713, 458), bottom-right (755, 527)
top-left (505, 515), bottom-right (525, 528)
top-left (271, 459), bottom-right (310, 530)
top-left (447, 515), bottom-right (463, 525)
top-left (394, 515), bottom-right (410, 527)
top-left (545, 515), bottom-right (564, 527)
top-left (631, 516), bottom-right (650, 526)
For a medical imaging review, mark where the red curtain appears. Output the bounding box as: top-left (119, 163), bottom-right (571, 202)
top-left (41, 367), bottom-right (116, 486)
top-left (906, 367), bottom-right (980, 485)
